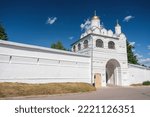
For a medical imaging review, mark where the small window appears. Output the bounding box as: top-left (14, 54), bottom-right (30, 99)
top-left (78, 43), bottom-right (81, 50)
top-left (83, 40), bottom-right (88, 48)
top-left (96, 39), bottom-right (103, 48)
top-left (73, 45), bottom-right (76, 52)
top-left (108, 41), bottom-right (115, 49)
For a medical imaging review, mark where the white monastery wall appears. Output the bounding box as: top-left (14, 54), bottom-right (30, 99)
top-left (128, 64), bottom-right (150, 85)
top-left (0, 40), bottom-right (91, 83)
top-left (0, 13), bottom-right (150, 86)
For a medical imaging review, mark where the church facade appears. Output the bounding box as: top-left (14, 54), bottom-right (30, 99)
top-left (0, 14), bottom-right (150, 87)
top-left (71, 14), bottom-right (128, 87)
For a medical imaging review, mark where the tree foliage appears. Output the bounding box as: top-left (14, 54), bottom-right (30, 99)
top-left (51, 41), bottom-right (66, 50)
top-left (127, 41), bottom-right (138, 64)
top-left (0, 23), bottom-right (8, 40)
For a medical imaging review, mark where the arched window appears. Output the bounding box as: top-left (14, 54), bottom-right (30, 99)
top-left (73, 45), bottom-right (76, 52)
top-left (78, 43), bottom-right (81, 50)
top-left (96, 39), bottom-right (103, 48)
top-left (108, 41), bottom-right (115, 49)
top-left (83, 40), bottom-right (88, 48)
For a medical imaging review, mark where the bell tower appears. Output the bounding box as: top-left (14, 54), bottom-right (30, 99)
top-left (71, 13), bottom-right (128, 87)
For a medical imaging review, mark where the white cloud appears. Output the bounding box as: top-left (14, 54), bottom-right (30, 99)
top-left (46, 17), bottom-right (57, 24)
top-left (132, 49), bottom-right (135, 52)
top-left (148, 45), bottom-right (150, 49)
top-left (69, 36), bottom-right (74, 40)
top-left (135, 53), bottom-right (143, 59)
top-left (123, 15), bottom-right (134, 22)
top-left (135, 52), bottom-right (150, 66)
top-left (80, 19), bottom-right (91, 31)
top-left (129, 41), bottom-right (135, 46)
top-left (139, 58), bottom-right (150, 66)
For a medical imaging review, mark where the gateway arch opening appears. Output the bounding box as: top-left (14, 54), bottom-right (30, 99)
top-left (106, 59), bottom-right (121, 86)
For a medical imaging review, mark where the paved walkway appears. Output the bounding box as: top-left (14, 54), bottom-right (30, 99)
top-left (6, 86), bottom-right (150, 100)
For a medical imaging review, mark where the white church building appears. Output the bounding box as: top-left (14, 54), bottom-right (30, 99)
top-left (0, 13), bottom-right (150, 87)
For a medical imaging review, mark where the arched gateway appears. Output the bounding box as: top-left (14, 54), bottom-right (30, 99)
top-left (106, 59), bottom-right (121, 86)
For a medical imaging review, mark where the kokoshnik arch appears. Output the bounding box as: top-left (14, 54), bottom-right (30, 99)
top-left (0, 13), bottom-right (150, 87)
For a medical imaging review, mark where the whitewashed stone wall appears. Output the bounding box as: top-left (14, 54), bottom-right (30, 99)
top-left (128, 64), bottom-right (150, 85)
top-left (0, 40), bottom-right (150, 86)
top-left (0, 40), bottom-right (91, 83)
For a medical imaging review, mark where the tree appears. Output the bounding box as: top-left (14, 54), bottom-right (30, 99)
top-left (0, 23), bottom-right (8, 40)
top-left (51, 41), bottom-right (66, 50)
top-left (127, 41), bottom-right (138, 64)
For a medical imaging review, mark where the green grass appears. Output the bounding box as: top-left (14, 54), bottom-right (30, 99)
top-left (0, 82), bottom-right (96, 98)
top-left (142, 81), bottom-right (150, 85)
top-left (131, 81), bottom-right (150, 86)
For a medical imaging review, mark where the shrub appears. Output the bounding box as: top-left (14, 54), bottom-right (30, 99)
top-left (142, 81), bottom-right (150, 85)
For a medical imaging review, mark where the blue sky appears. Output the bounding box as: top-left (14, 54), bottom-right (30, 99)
top-left (0, 0), bottom-right (150, 66)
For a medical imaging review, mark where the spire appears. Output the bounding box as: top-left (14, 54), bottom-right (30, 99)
top-left (116, 19), bottom-right (120, 26)
top-left (115, 19), bottom-right (121, 35)
top-left (91, 11), bottom-right (100, 28)
top-left (92, 10), bottom-right (99, 20)
top-left (94, 10), bottom-right (97, 16)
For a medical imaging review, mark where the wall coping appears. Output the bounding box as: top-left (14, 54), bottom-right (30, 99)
top-left (0, 40), bottom-right (90, 58)
top-left (128, 63), bottom-right (150, 70)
